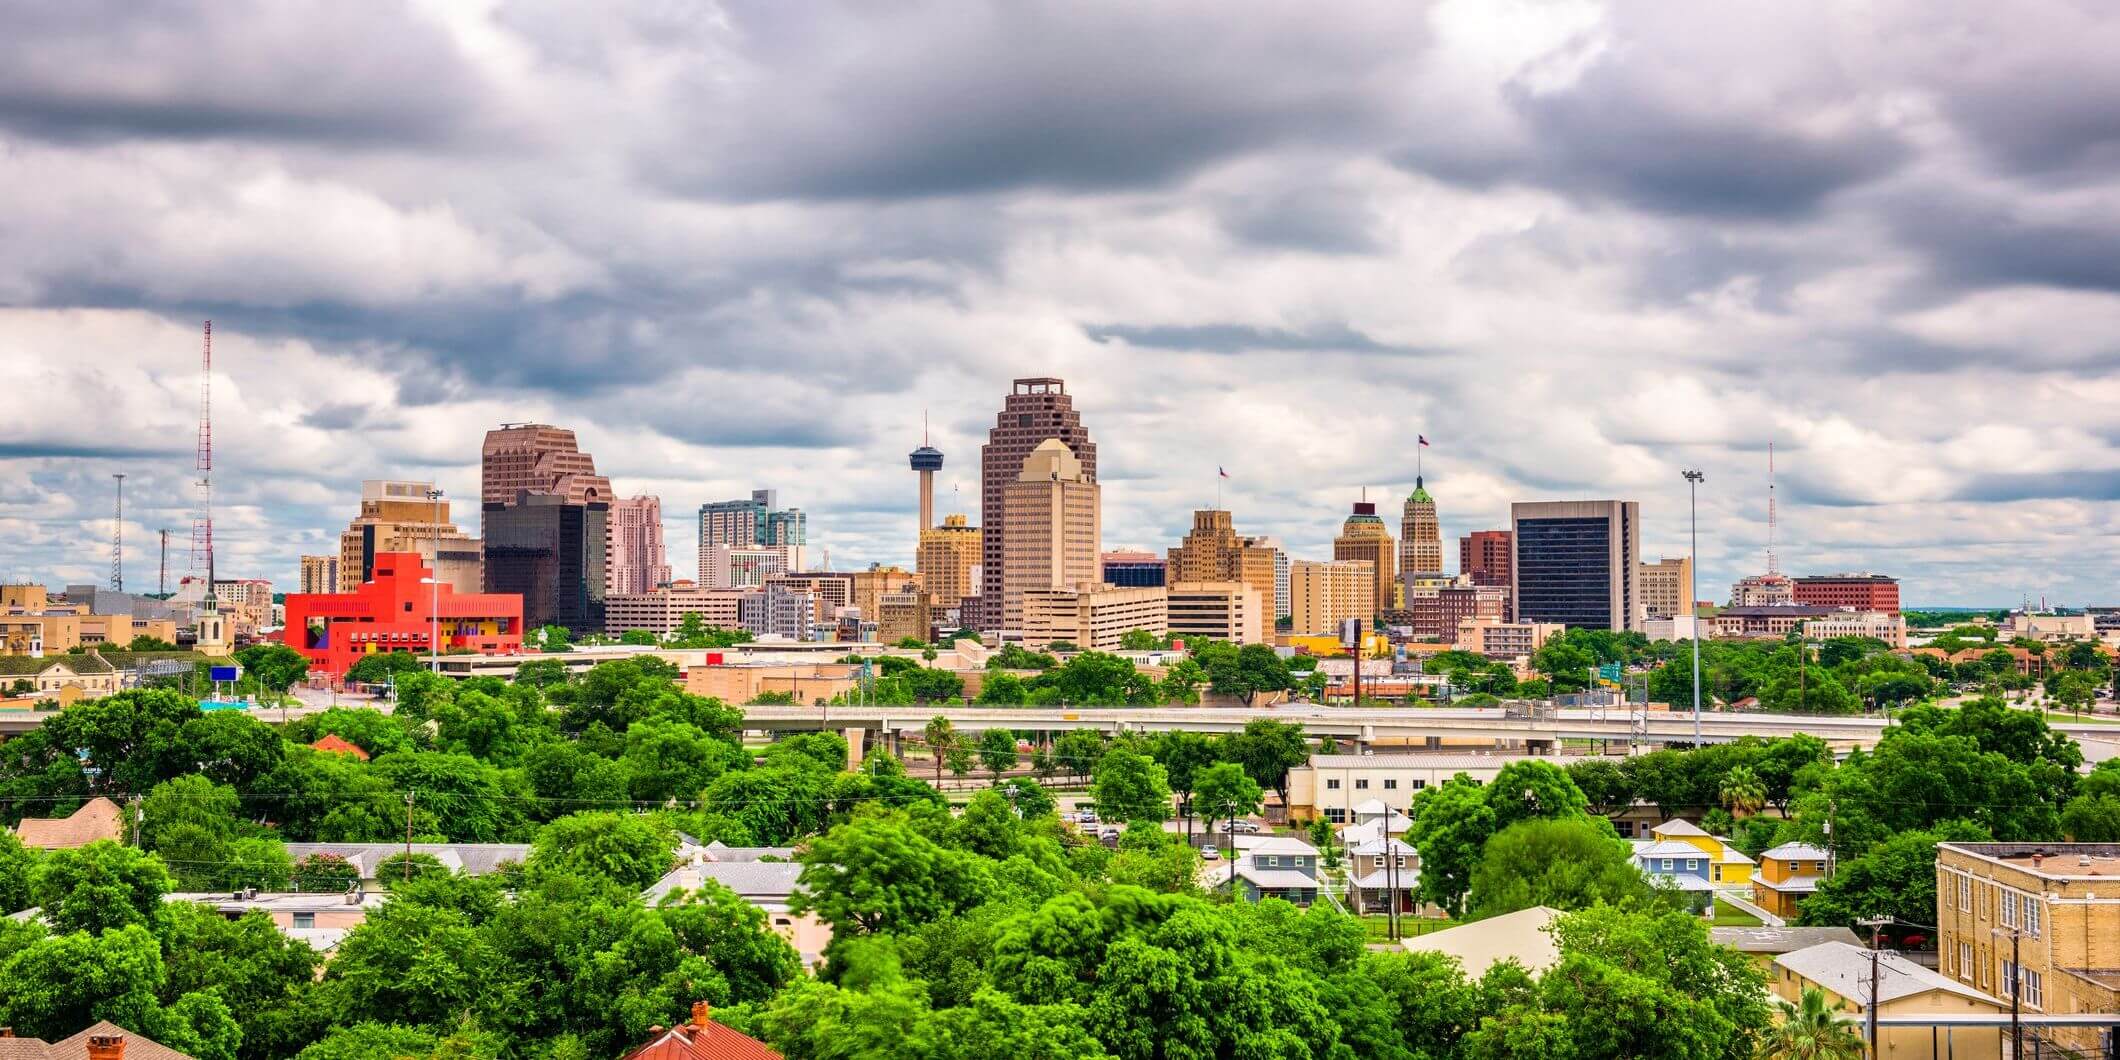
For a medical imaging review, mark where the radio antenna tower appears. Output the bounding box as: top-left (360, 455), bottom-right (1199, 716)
top-left (191, 321), bottom-right (215, 590)
top-left (1766, 441), bottom-right (1779, 576)
top-left (158, 529), bottom-right (169, 596)
top-left (110, 473), bottom-right (125, 591)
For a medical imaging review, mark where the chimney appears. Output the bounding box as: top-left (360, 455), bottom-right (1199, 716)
top-left (1, 1027), bottom-right (14, 1037)
top-left (87, 1034), bottom-right (124, 1060)
top-left (2033, 853), bottom-right (2044, 870)
top-left (691, 1001), bottom-right (712, 1029)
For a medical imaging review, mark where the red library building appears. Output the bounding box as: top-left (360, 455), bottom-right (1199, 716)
top-left (281, 552), bottom-right (523, 677)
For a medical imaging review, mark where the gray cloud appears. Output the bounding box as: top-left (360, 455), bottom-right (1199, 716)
top-left (1084, 323), bottom-right (1423, 356)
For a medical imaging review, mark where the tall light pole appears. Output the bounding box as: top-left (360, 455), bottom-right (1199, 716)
top-left (1682, 470), bottom-right (1705, 742)
top-left (427, 488), bottom-right (443, 675)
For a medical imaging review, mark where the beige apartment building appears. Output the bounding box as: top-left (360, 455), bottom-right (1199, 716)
top-left (1639, 556), bottom-right (1693, 619)
top-left (1019, 585), bottom-right (1166, 652)
top-left (1166, 510), bottom-right (1279, 620)
top-left (1453, 617), bottom-right (1566, 661)
top-left (1290, 559), bottom-right (1375, 636)
top-left (299, 554), bottom-right (340, 596)
top-left (877, 589), bottom-right (933, 645)
top-left (1333, 501), bottom-right (1396, 613)
top-left (1167, 581), bottom-right (1264, 646)
top-left (848, 566), bottom-right (919, 623)
top-left (1287, 754), bottom-right (1612, 823)
top-left (337, 479), bottom-right (484, 594)
top-left (685, 661), bottom-right (859, 705)
top-left (1000, 440), bottom-right (1100, 630)
top-left (602, 585), bottom-right (749, 636)
top-left (917, 514), bottom-right (981, 607)
top-left (0, 613), bottom-right (179, 656)
top-left (1804, 611), bottom-right (1908, 649)
top-left (1936, 842), bottom-right (2120, 1056)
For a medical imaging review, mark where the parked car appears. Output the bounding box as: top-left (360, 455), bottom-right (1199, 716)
top-left (1078, 809), bottom-right (1100, 824)
top-left (1201, 845), bottom-right (1221, 860)
top-left (1228, 820), bottom-right (1263, 834)
top-left (1099, 826), bottom-right (1123, 841)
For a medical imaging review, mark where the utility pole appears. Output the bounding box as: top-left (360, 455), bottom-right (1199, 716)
top-left (1993, 925), bottom-right (2022, 1058)
top-left (1857, 916), bottom-right (1891, 1057)
top-left (1682, 469), bottom-right (1704, 742)
top-left (158, 529), bottom-right (168, 596)
top-left (427, 488), bottom-right (443, 675)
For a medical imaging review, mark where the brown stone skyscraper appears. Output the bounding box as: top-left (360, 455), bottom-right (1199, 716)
top-left (1000, 440), bottom-right (1101, 629)
top-left (1167, 509), bottom-right (1278, 618)
top-left (1399, 478), bottom-right (1442, 578)
top-left (979, 378), bottom-right (1095, 627)
top-left (480, 424), bottom-right (611, 510)
top-left (1333, 499), bottom-right (1396, 615)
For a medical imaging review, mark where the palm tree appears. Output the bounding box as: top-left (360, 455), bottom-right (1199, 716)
top-left (924, 715), bottom-right (958, 784)
top-left (1757, 986), bottom-right (1864, 1060)
top-left (1720, 765), bottom-right (1767, 819)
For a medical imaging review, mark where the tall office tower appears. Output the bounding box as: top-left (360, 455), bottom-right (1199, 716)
top-left (1252, 536), bottom-right (1291, 621)
top-left (1333, 500), bottom-right (1396, 614)
top-left (337, 480), bottom-right (484, 594)
top-left (999, 439), bottom-right (1100, 630)
top-left (919, 514), bottom-right (982, 607)
top-left (1398, 479), bottom-right (1444, 579)
top-left (480, 424), bottom-right (611, 511)
top-left (298, 554), bottom-right (339, 596)
top-left (979, 378), bottom-right (1095, 628)
top-left (1510, 500), bottom-right (1641, 631)
top-left (1639, 556), bottom-right (1694, 620)
top-left (1165, 510), bottom-right (1279, 620)
top-left (483, 493), bottom-right (609, 633)
top-left (910, 439), bottom-right (944, 533)
top-left (1460, 530), bottom-right (1513, 586)
top-left (1290, 559), bottom-right (1376, 635)
top-left (605, 495), bottom-right (671, 596)
top-left (698, 489), bottom-right (806, 580)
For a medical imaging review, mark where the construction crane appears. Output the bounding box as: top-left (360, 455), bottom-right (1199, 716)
top-left (110, 473), bottom-right (125, 591)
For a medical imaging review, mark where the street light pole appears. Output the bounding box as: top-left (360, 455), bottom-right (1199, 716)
top-left (1683, 470), bottom-right (1705, 742)
top-left (427, 488), bottom-right (442, 675)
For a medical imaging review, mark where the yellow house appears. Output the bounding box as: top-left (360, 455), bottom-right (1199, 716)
top-left (1772, 941), bottom-right (2003, 1058)
top-left (1647, 818), bottom-right (1755, 886)
top-left (1753, 841), bottom-right (1832, 921)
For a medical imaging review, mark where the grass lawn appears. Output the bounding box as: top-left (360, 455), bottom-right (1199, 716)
top-left (1712, 898), bottom-right (1763, 927)
top-left (2043, 710), bottom-right (2120, 724)
top-left (1360, 914), bottom-right (1458, 941)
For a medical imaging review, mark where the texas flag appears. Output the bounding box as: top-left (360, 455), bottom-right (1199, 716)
top-left (1218, 466), bottom-right (1230, 478)
top-left (1418, 435), bottom-right (1430, 447)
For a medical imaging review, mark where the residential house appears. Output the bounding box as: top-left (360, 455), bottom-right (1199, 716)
top-left (1751, 842), bottom-right (1831, 922)
top-left (1639, 819), bottom-right (1754, 886)
top-left (282, 842), bottom-right (531, 884)
top-left (168, 889), bottom-right (389, 954)
top-left (644, 858), bottom-right (827, 967)
top-left (13, 797), bottom-right (125, 850)
top-left (308, 734), bottom-right (370, 761)
top-left (1631, 838), bottom-right (1718, 909)
top-left (1347, 837), bottom-right (1419, 914)
top-left (1402, 905), bottom-right (1561, 975)
top-left (1772, 941), bottom-right (2002, 1058)
top-left (0, 1021), bottom-right (198, 1059)
top-left (1210, 836), bottom-right (1321, 905)
top-left (0, 652), bottom-right (120, 699)
top-left (617, 1001), bottom-right (781, 1060)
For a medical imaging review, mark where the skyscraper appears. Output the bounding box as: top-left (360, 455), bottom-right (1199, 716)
top-left (1333, 499), bottom-right (1396, 614)
top-left (1290, 559), bottom-right (1375, 635)
top-left (336, 480), bottom-right (483, 595)
top-left (979, 378), bottom-right (1096, 628)
top-left (1459, 530), bottom-right (1513, 587)
top-left (918, 514), bottom-right (981, 608)
top-left (1000, 439), bottom-right (1100, 629)
top-left (298, 554), bottom-right (339, 596)
top-left (1510, 500), bottom-right (1641, 631)
top-left (481, 423), bottom-right (611, 633)
top-left (605, 495), bottom-right (671, 596)
top-left (1399, 478), bottom-right (1443, 579)
top-left (1165, 510), bottom-right (1278, 620)
top-left (1639, 556), bottom-right (1694, 620)
top-left (910, 437), bottom-right (944, 533)
top-left (698, 489), bottom-right (805, 581)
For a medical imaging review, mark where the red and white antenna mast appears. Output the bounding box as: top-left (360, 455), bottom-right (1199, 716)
top-left (191, 321), bottom-right (214, 588)
top-left (1765, 441), bottom-right (1778, 576)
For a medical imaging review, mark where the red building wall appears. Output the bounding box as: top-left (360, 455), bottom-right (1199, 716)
top-left (1791, 576), bottom-right (1900, 615)
top-left (281, 552), bottom-right (524, 677)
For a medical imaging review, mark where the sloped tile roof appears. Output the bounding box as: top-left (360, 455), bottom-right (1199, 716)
top-left (13, 797), bottom-right (125, 849)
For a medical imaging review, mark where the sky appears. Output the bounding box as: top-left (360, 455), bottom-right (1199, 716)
top-left (1, 0), bottom-right (2116, 608)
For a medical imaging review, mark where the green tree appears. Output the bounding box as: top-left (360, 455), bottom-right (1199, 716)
top-left (1191, 761), bottom-right (1263, 842)
top-left (344, 651), bottom-right (425, 685)
top-left (32, 840), bottom-right (170, 935)
top-left (1222, 718), bottom-right (1309, 806)
top-left (1758, 986), bottom-right (1866, 1060)
top-left (315, 899), bottom-right (490, 1028)
top-left (291, 852), bottom-right (360, 893)
top-left (620, 717), bottom-right (747, 805)
top-left (1201, 643), bottom-right (1293, 706)
top-left (234, 642), bottom-right (310, 698)
top-left (1091, 749), bottom-right (1173, 824)
top-left (1108, 825), bottom-right (1203, 893)
top-left (923, 715), bottom-right (959, 784)
top-left (0, 830), bottom-right (36, 914)
top-left (1484, 759), bottom-right (1589, 830)
top-left (529, 811), bottom-right (676, 890)
top-left (1467, 817), bottom-right (1648, 919)
top-left (1150, 730), bottom-right (1218, 837)
top-left (999, 777), bottom-right (1058, 821)
top-left (1051, 729), bottom-right (1108, 781)
top-left (977, 729), bottom-right (1019, 781)
top-left (1800, 823), bottom-right (1989, 928)
top-left (1408, 774), bottom-right (1495, 917)
top-left (0, 923), bottom-right (166, 1041)
top-left (1718, 764), bottom-right (1767, 817)
top-left (532, 624), bottom-right (574, 651)
top-left (977, 672), bottom-right (1028, 705)
top-left (793, 810), bottom-right (995, 936)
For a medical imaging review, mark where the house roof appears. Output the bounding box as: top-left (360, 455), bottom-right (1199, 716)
top-left (1245, 836), bottom-right (1319, 857)
top-left (0, 1021), bottom-right (198, 1059)
top-left (1350, 798), bottom-right (1393, 816)
top-left (282, 842), bottom-right (531, 877)
top-left (1643, 872), bottom-right (1718, 892)
top-left (1776, 941), bottom-right (2001, 1007)
top-left (1351, 867), bottom-right (1421, 889)
top-left (1651, 818), bottom-right (1711, 838)
top-left (645, 861), bottom-right (804, 905)
top-left (13, 797), bottom-right (125, 850)
top-left (1762, 842), bottom-right (1831, 862)
top-left (1752, 874), bottom-right (1821, 894)
top-left (1402, 905), bottom-right (1562, 975)
top-left (309, 734), bottom-right (370, 760)
top-left (699, 841), bottom-right (795, 862)
top-left (1223, 865), bottom-right (1320, 891)
top-left (1712, 926), bottom-right (1863, 954)
top-left (618, 1015), bottom-right (780, 1060)
top-left (1634, 841), bottom-right (1713, 859)
top-left (1349, 838), bottom-right (1418, 857)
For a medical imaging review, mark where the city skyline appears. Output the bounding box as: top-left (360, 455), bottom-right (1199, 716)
top-left (1, 4), bottom-right (2116, 607)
